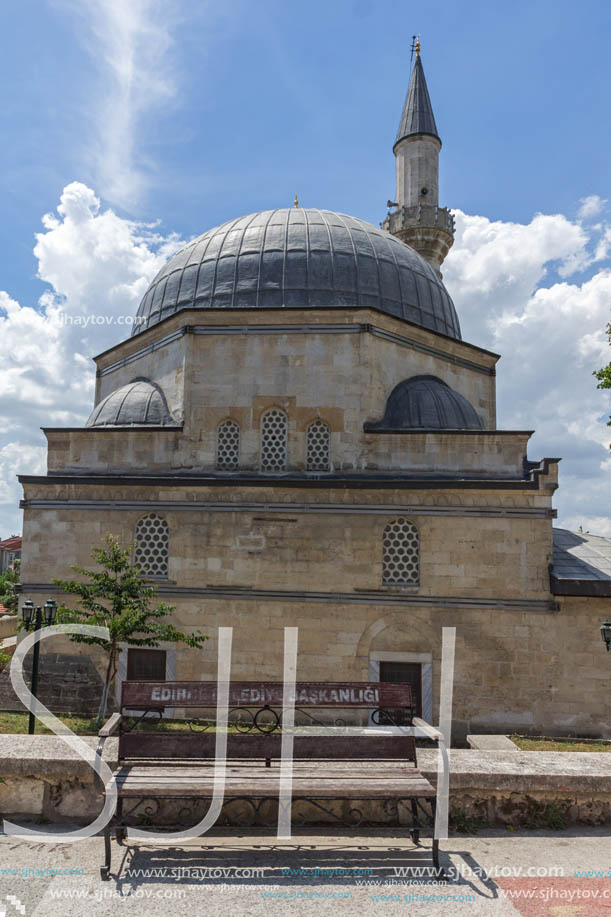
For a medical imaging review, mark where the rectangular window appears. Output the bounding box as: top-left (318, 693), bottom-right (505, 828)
top-left (379, 660), bottom-right (422, 719)
top-left (127, 648), bottom-right (167, 681)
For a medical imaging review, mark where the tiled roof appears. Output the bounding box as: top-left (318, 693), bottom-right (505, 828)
top-left (0, 536), bottom-right (21, 551)
top-left (551, 528), bottom-right (611, 596)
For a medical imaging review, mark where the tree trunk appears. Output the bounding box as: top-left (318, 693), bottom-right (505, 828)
top-left (96, 649), bottom-right (115, 727)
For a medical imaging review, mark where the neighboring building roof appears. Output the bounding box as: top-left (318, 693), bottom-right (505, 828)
top-left (0, 536), bottom-right (21, 551)
top-left (131, 209), bottom-right (462, 341)
top-left (551, 528), bottom-right (611, 597)
top-left (86, 379), bottom-right (179, 428)
top-left (395, 55), bottom-right (440, 148)
top-left (364, 375), bottom-right (484, 431)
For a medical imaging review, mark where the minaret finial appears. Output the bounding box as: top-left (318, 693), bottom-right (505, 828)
top-left (416, 35), bottom-right (420, 56)
top-left (410, 34), bottom-right (421, 61)
top-left (293, 194), bottom-right (299, 208)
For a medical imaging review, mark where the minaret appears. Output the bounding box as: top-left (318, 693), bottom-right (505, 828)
top-left (382, 39), bottom-right (454, 277)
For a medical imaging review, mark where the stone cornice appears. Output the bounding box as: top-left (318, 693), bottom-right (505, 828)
top-left (94, 316), bottom-right (499, 378)
top-left (20, 582), bottom-right (559, 612)
top-left (19, 497), bottom-right (556, 519)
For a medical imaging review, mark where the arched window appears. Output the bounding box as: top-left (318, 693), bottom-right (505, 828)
top-left (306, 419), bottom-right (330, 471)
top-left (134, 513), bottom-right (169, 577)
top-left (382, 518), bottom-right (419, 585)
top-left (260, 408), bottom-right (288, 471)
top-left (216, 419), bottom-right (240, 470)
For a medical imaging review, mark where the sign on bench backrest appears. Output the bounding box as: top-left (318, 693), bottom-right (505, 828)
top-left (121, 681), bottom-right (412, 710)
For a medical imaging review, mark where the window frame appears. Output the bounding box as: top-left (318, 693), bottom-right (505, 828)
top-left (306, 418), bottom-right (331, 472)
top-left (216, 418), bottom-right (241, 470)
top-left (134, 512), bottom-right (170, 580)
top-left (381, 517), bottom-right (420, 587)
top-left (260, 407), bottom-right (289, 472)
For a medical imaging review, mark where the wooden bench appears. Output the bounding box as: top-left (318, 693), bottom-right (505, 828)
top-left (96, 680), bottom-right (443, 880)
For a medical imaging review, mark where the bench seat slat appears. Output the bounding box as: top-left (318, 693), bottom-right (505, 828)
top-left (110, 764), bottom-right (436, 798)
top-left (113, 781), bottom-right (435, 798)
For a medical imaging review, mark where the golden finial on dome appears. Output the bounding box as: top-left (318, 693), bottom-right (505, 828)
top-left (415, 35), bottom-right (421, 56)
top-left (294, 194), bottom-right (299, 208)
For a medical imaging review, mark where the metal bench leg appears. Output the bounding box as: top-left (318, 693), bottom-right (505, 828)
top-left (430, 798), bottom-right (446, 881)
top-left (116, 798), bottom-right (126, 845)
top-left (100, 823), bottom-right (111, 881)
top-left (410, 798), bottom-right (420, 845)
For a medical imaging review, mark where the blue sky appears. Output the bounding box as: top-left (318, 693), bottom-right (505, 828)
top-left (0, 0), bottom-right (610, 536)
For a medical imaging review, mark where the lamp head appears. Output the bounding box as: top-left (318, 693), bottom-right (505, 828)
top-left (21, 600), bottom-right (34, 628)
top-left (44, 598), bottom-right (57, 625)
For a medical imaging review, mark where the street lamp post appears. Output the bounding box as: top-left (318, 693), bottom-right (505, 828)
top-left (21, 599), bottom-right (57, 734)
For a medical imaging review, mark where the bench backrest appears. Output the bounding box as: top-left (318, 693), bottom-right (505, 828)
top-left (118, 680), bottom-right (417, 765)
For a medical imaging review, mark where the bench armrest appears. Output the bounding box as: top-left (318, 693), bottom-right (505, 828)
top-left (98, 713), bottom-right (123, 737)
top-left (412, 716), bottom-right (444, 742)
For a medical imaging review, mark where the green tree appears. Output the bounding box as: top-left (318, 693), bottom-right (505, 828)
top-left (0, 561), bottom-right (19, 614)
top-left (54, 534), bottom-right (208, 724)
top-left (593, 321), bottom-right (611, 426)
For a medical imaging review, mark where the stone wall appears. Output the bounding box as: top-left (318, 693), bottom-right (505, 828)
top-left (1, 738), bottom-right (610, 827)
top-left (0, 653), bottom-right (106, 717)
top-left (19, 471), bottom-right (611, 738)
top-left (91, 308), bottom-right (499, 461)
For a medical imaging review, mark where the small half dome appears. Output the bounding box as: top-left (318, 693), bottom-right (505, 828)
top-left (86, 378), bottom-right (177, 428)
top-left (365, 375), bottom-right (483, 431)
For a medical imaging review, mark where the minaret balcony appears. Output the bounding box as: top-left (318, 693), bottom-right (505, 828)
top-left (382, 205), bottom-right (455, 277)
top-left (382, 204), bottom-right (455, 237)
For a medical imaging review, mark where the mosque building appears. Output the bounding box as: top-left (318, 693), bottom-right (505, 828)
top-left (16, 46), bottom-right (611, 739)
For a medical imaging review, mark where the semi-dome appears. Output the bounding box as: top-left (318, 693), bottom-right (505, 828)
top-left (365, 375), bottom-right (483, 431)
top-left (133, 209), bottom-right (461, 339)
top-left (86, 379), bottom-right (177, 428)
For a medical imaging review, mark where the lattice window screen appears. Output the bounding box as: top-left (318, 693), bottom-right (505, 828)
top-left (134, 513), bottom-right (169, 577)
top-left (216, 419), bottom-right (240, 470)
top-left (382, 518), bottom-right (419, 584)
top-left (260, 409), bottom-right (288, 471)
top-left (306, 420), bottom-right (330, 471)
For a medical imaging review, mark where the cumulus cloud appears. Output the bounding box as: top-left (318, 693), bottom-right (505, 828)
top-left (57, 0), bottom-right (180, 206)
top-left (0, 182), bottom-right (184, 534)
top-left (444, 209), bottom-right (611, 537)
top-left (578, 194), bottom-right (607, 221)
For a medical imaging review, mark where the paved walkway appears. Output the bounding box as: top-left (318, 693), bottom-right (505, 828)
top-left (0, 826), bottom-right (610, 916)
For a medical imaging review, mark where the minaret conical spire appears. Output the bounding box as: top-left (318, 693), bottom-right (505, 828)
top-left (395, 55), bottom-right (440, 149)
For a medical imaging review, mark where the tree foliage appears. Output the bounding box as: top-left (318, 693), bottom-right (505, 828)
top-left (0, 562), bottom-right (19, 614)
top-left (54, 534), bottom-right (208, 723)
top-left (593, 322), bottom-right (611, 427)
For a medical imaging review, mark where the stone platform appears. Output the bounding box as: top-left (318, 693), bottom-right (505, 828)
top-left (1, 736), bottom-right (610, 827)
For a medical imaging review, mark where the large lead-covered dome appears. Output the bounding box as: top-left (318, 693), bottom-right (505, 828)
top-left (133, 209), bottom-right (461, 339)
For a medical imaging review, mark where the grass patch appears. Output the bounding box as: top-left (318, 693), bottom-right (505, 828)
top-left (510, 734), bottom-right (611, 752)
top-left (449, 807), bottom-right (487, 835)
top-left (523, 801), bottom-right (568, 831)
top-left (0, 711), bottom-right (242, 736)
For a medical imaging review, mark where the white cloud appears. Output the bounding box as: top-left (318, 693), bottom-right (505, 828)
top-left (444, 209), bottom-right (611, 536)
top-left (578, 194), bottom-right (607, 220)
top-left (0, 443), bottom-right (46, 507)
top-left (58, 0), bottom-right (180, 207)
top-left (0, 181), bottom-right (184, 535)
top-left (559, 516), bottom-right (611, 539)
